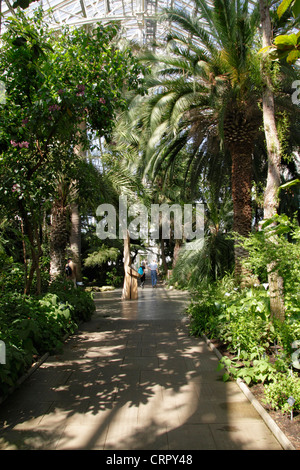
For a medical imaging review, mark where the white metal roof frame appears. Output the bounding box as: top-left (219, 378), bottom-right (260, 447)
top-left (1, 0), bottom-right (199, 43)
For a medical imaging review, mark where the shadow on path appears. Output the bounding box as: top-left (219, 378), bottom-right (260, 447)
top-left (0, 285), bottom-right (282, 450)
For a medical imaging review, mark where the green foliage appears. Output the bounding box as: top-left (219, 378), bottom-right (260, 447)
top-left (264, 372), bottom-right (300, 412)
top-left (261, 0), bottom-right (300, 63)
top-left (273, 32), bottom-right (300, 64)
top-left (241, 214), bottom-right (300, 318)
top-left (0, 283), bottom-right (95, 397)
top-left (0, 255), bottom-right (25, 293)
top-left (169, 182), bottom-right (234, 290)
top-left (0, 8), bottom-right (145, 294)
top-left (188, 275), bottom-right (237, 338)
top-left (12, 0), bottom-right (36, 9)
top-left (189, 280), bottom-right (300, 409)
top-left (188, 215), bottom-right (300, 412)
top-left (0, 292), bottom-right (70, 396)
top-left (189, 281), bottom-right (276, 357)
top-left (278, 0), bottom-right (300, 18)
top-left (84, 246), bottom-right (120, 268)
top-left (48, 280), bottom-right (95, 323)
top-left (105, 266), bottom-right (124, 287)
top-left (116, 0), bottom-right (262, 200)
top-left (218, 355), bottom-right (277, 386)
top-left (171, 233), bottom-right (234, 290)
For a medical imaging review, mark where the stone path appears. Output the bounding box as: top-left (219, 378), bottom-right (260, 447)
top-left (0, 285), bottom-right (282, 450)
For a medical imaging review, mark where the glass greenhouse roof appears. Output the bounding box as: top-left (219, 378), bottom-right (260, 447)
top-left (1, 0), bottom-right (199, 43)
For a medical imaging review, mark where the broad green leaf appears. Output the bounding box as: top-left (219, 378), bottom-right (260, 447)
top-left (258, 45), bottom-right (272, 54)
top-left (287, 49), bottom-right (300, 64)
top-left (292, 0), bottom-right (300, 17)
top-left (274, 33), bottom-right (298, 46)
top-left (279, 179), bottom-right (300, 191)
top-left (277, 0), bottom-right (293, 18)
top-left (244, 376), bottom-right (252, 385)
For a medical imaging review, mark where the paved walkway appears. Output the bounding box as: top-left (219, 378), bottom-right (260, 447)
top-left (0, 285), bottom-right (282, 450)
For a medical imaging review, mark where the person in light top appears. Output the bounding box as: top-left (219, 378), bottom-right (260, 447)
top-left (148, 259), bottom-right (158, 288)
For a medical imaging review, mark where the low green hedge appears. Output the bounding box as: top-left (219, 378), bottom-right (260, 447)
top-left (0, 281), bottom-right (95, 397)
top-left (188, 280), bottom-right (300, 413)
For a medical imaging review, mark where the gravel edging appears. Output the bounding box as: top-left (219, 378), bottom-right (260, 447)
top-left (203, 333), bottom-right (296, 451)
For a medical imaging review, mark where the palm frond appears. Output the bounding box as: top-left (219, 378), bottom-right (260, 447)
top-left (84, 245), bottom-right (119, 268)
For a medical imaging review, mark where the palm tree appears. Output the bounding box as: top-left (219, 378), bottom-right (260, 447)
top-left (119, 0), bottom-right (263, 280)
top-left (171, 180), bottom-right (234, 289)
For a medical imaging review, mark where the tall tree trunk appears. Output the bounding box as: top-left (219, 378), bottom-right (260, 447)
top-left (259, 0), bottom-right (285, 321)
top-left (122, 231), bottom-right (138, 300)
top-left (229, 142), bottom-right (253, 281)
top-left (49, 194), bottom-right (69, 282)
top-left (69, 202), bottom-right (82, 281)
top-left (20, 218), bottom-right (28, 291)
top-left (172, 239), bottom-right (182, 268)
top-left (24, 231), bottom-right (41, 295)
top-left (68, 121), bottom-right (87, 282)
top-left (50, 246), bottom-right (66, 281)
top-left (18, 199), bottom-right (41, 295)
top-left (159, 217), bottom-right (168, 274)
top-left (49, 179), bottom-right (71, 281)
top-left (35, 226), bottom-right (42, 295)
top-left (160, 238), bottom-right (168, 274)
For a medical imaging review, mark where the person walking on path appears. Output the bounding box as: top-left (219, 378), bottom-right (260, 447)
top-left (65, 258), bottom-right (77, 288)
top-left (138, 262), bottom-right (146, 288)
top-left (148, 259), bottom-right (158, 288)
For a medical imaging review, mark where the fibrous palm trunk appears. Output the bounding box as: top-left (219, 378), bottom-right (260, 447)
top-left (224, 110), bottom-right (257, 281)
top-left (229, 142), bottom-right (253, 280)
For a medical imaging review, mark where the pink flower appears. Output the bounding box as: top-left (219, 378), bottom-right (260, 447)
top-left (12, 184), bottom-right (20, 192)
top-left (76, 84), bottom-right (85, 96)
top-left (49, 104), bottom-right (61, 112)
top-left (11, 140), bottom-right (29, 148)
top-left (21, 118), bottom-right (29, 127)
top-left (99, 97), bottom-right (106, 104)
top-left (19, 141), bottom-right (29, 148)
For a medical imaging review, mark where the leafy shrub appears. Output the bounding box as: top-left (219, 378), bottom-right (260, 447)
top-left (48, 279), bottom-right (95, 322)
top-left (189, 282), bottom-right (276, 358)
top-left (187, 214), bottom-right (300, 402)
top-left (170, 233), bottom-right (234, 291)
top-left (264, 372), bottom-right (300, 413)
top-left (106, 267), bottom-right (123, 287)
top-left (0, 335), bottom-right (33, 394)
top-left (0, 282), bottom-right (95, 397)
top-left (241, 214), bottom-right (300, 318)
top-left (218, 355), bottom-right (277, 385)
top-left (0, 255), bottom-right (24, 294)
top-left (188, 272), bottom-right (300, 411)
